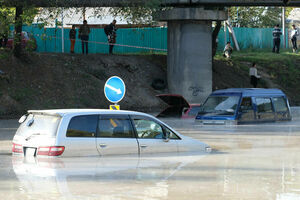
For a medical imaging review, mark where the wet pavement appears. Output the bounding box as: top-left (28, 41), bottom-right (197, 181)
top-left (1, 117), bottom-right (300, 199)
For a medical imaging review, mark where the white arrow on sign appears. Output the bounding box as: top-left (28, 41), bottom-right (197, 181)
top-left (106, 84), bottom-right (122, 94)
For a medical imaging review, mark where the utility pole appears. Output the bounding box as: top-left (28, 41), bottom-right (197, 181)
top-left (14, 5), bottom-right (23, 57)
top-left (282, 7), bottom-right (286, 48)
top-left (61, 8), bottom-right (64, 53)
top-left (224, 21), bottom-right (227, 46)
top-left (83, 7), bottom-right (86, 21)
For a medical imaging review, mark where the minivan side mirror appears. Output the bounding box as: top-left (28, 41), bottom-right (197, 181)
top-left (164, 131), bottom-right (170, 142)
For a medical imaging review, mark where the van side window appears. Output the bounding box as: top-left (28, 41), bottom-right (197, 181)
top-left (240, 97), bottom-right (253, 111)
top-left (273, 97), bottom-right (288, 112)
top-left (67, 115), bottom-right (98, 137)
top-left (238, 97), bottom-right (255, 122)
top-left (98, 117), bottom-right (134, 138)
top-left (256, 98), bottom-right (273, 113)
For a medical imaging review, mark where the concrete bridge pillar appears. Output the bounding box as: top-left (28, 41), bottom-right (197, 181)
top-left (158, 8), bottom-right (227, 104)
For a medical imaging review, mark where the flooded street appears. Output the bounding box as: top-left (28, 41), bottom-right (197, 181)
top-left (1, 118), bottom-right (300, 199)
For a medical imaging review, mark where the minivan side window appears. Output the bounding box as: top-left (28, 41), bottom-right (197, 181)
top-left (66, 115), bottom-right (98, 137)
top-left (98, 116), bottom-right (134, 138)
top-left (273, 97), bottom-right (288, 112)
top-left (133, 119), bottom-right (164, 139)
top-left (256, 98), bottom-right (273, 113)
top-left (164, 127), bottom-right (180, 140)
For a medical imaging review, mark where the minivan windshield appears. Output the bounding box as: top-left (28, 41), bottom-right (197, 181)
top-left (16, 114), bottom-right (61, 137)
top-left (199, 96), bottom-right (240, 116)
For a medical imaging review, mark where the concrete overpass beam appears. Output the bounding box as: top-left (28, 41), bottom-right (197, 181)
top-left (157, 8), bottom-right (227, 104)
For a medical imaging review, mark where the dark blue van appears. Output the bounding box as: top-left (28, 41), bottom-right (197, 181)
top-left (195, 88), bottom-right (291, 125)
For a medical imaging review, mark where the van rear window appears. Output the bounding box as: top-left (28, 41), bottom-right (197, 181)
top-left (273, 97), bottom-right (288, 112)
top-left (256, 98), bottom-right (273, 113)
top-left (67, 115), bottom-right (98, 137)
top-left (16, 114), bottom-right (61, 137)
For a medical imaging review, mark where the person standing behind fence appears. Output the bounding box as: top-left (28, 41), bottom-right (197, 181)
top-left (69, 25), bottom-right (76, 53)
top-left (79, 20), bottom-right (90, 54)
top-left (291, 24), bottom-right (298, 53)
top-left (104, 20), bottom-right (117, 54)
top-left (272, 24), bottom-right (282, 54)
top-left (249, 62), bottom-right (261, 88)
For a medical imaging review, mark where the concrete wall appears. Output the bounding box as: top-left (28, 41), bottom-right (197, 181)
top-left (168, 21), bottom-right (212, 104)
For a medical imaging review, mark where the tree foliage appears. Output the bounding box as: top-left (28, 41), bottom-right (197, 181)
top-left (229, 7), bottom-right (293, 28)
top-left (106, 0), bottom-right (164, 24)
top-left (0, 6), bottom-right (38, 26)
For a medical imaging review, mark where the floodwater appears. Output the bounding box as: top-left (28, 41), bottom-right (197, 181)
top-left (1, 119), bottom-right (300, 200)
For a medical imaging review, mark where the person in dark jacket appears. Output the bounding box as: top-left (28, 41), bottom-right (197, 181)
top-left (79, 20), bottom-right (90, 54)
top-left (272, 24), bottom-right (282, 53)
top-left (104, 20), bottom-right (117, 54)
top-left (69, 25), bottom-right (76, 53)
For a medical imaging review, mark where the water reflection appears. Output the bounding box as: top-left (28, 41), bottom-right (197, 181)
top-left (11, 153), bottom-right (207, 199)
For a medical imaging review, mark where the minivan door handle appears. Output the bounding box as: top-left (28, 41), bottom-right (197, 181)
top-left (99, 143), bottom-right (107, 148)
top-left (140, 144), bottom-right (147, 148)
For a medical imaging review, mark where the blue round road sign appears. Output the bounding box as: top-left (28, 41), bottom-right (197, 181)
top-left (104, 76), bottom-right (126, 103)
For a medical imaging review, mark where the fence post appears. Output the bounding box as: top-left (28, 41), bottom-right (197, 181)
top-left (282, 7), bottom-right (286, 49)
top-left (61, 8), bottom-right (64, 53)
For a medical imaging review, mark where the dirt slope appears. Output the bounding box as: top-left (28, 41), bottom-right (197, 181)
top-left (0, 52), bottom-right (167, 117)
top-left (0, 51), bottom-right (299, 118)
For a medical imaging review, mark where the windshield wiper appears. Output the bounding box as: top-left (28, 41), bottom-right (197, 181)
top-left (25, 133), bottom-right (41, 141)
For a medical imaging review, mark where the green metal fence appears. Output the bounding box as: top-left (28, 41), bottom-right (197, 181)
top-left (22, 25), bottom-right (168, 54)
top-left (218, 27), bottom-right (289, 50)
top-left (21, 25), bottom-right (288, 53)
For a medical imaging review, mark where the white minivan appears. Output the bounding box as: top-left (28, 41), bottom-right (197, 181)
top-left (12, 109), bottom-right (211, 157)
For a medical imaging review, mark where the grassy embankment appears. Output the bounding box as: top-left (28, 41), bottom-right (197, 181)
top-left (214, 49), bottom-right (300, 105)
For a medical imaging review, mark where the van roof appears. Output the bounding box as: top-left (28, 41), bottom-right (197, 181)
top-left (211, 88), bottom-right (286, 97)
top-left (27, 109), bottom-right (151, 117)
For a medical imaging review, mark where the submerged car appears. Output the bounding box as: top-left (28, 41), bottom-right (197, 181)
top-left (156, 94), bottom-right (201, 119)
top-left (12, 109), bottom-right (211, 157)
top-left (196, 88), bottom-right (291, 125)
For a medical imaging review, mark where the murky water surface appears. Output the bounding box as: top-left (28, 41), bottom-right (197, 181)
top-left (1, 119), bottom-right (300, 200)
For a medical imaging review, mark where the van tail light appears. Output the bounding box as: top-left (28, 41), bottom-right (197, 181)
top-left (12, 143), bottom-right (23, 153)
top-left (37, 146), bottom-right (65, 156)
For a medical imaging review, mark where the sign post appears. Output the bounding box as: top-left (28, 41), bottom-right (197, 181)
top-left (104, 76), bottom-right (126, 110)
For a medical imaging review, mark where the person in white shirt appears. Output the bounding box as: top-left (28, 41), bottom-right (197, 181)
top-left (291, 24), bottom-right (298, 53)
top-left (249, 63), bottom-right (261, 88)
